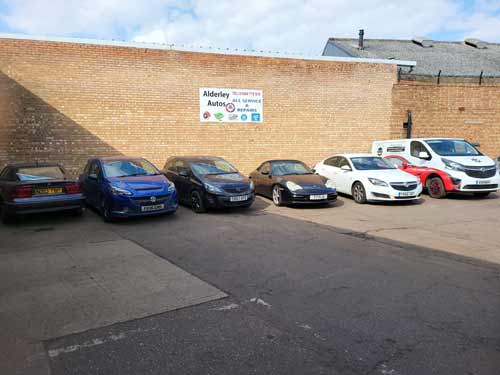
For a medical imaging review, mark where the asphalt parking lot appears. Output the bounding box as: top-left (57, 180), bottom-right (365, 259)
top-left (1, 195), bottom-right (500, 375)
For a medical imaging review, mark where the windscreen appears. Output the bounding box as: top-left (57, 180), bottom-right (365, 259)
top-left (351, 157), bottom-right (396, 171)
top-left (103, 159), bottom-right (159, 178)
top-left (425, 139), bottom-right (481, 157)
top-left (271, 161), bottom-right (313, 176)
top-left (16, 166), bottom-right (65, 181)
top-left (190, 159), bottom-right (238, 176)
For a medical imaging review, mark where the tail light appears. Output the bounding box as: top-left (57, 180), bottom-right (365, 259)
top-left (12, 186), bottom-right (33, 199)
top-left (64, 183), bottom-right (82, 194)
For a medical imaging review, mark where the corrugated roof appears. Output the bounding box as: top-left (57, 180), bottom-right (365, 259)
top-left (323, 38), bottom-right (500, 77)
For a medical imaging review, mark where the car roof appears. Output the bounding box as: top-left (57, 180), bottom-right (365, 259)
top-left (98, 156), bottom-right (144, 162)
top-left (328, 153), bottom-right (378, 158)
top-left (262, 159), bottom-right (306, 163)
top-left (168, 156), bottom-right (227, 163)
top-left (4, 162), bottom-right (62, 169)
top-left (374, 138), bottom-right (464, 143)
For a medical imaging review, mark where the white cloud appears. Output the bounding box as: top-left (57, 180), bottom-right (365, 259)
top-left (1, 0), bottom-right (499, 54)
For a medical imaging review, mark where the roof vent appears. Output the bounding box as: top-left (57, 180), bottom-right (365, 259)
top-left (412, 37), bottom-right (433, 48)
top-left (464, 38), bottom-right (487, 49)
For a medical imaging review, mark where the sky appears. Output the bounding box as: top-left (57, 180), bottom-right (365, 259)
top-left (0, 0), bottom-right (499, 55)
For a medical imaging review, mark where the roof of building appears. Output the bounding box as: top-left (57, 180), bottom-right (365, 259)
top-left (0, 32), bottom-right (415, 67)
top-left (323, 38), bottom-right (500, 77)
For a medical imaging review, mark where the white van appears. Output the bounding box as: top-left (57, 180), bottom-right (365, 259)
top-left (371, 138), bottom-right (500, 196)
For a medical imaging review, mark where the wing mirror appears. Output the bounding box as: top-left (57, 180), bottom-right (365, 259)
top-left (88, 174), bottom-right (97, 180)
top-left (261, 170), bottom-right (269, 175)
top-left (418, 151), bottom-right (430, 160)
top-left (179, 169), bottom-right (191, 178)
top-left (341, 165), bottom-right (352, 171)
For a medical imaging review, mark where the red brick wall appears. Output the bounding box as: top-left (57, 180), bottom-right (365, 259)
top-left (0, 38), bottom-right (397, 177)
top-left (391, 80), bottom-right (500, 158)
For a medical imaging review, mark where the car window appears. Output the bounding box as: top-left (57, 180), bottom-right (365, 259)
top-left (16, 166), bottom-right (65, 181)
top-left (190, 159), bottom-right (237, 176)
top-left (88, 162), bottom-right (100, 179)
top-left (271, 161), bottom-right (313, 176)
top-left (425, 139), bottom-right (481, 157)
top-left (337, 157), bottom-right (351, 169)
top-left (410, 141), bottom-right (432, 159)
top-left (324, 157), bottom-right (338, 167)
top-left (258, 162), bottom-right (271, 174)
top-left (103, 159), bottom-right (159, 178)
top-left (385, 157), bottom-right (404, 168)
top-left (0, 167), bottom-right (10, 180)
top-left (350, 157), bottom-right (396, 170)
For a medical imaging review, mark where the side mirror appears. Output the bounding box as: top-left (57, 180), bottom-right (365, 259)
top-left (341, 165), bottom-right (351, 171)
top-left (88, 174), bottom-right (97, 180)
top-left (418, 151), bottom-right (430, 160)
top-left (179, 169), bottom-right (190, 178)
top-left (261, 170), bottom-right (269, 175)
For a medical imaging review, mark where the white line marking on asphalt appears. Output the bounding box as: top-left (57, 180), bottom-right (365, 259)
top-left (48, 326), bottom-right (158, 358)
top-left (249, 297), bottom-right (272, 308)
top-left (298, 324), bottom-right (312, 330)
top-left (211, 303), bottom-right (240, 311)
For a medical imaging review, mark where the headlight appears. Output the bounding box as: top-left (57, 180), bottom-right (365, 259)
top-left (204, 182), bottom-right (223, 194)
top-left (368, 178), bottom-right (388, 187)
top-left (285, 181), bottom-right (302, 192)
top-left (325, 179), bottom-right (336, 189)
top-left (249, 180), bottom-right (255, 191)
top-left (442, 158), bottom-right (465, 172)
top-left (110, 185), bottom-right (133, 196)
top-left (167, 183), bottom-right (176, 193)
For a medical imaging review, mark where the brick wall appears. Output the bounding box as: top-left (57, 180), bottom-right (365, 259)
top-left (0, 38), bottom-right (397, 177)
top-left (391, 80), bottom-right (500, 158)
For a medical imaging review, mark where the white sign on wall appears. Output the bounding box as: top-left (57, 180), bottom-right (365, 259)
top-left (199, 88), bottom-right (263, 123)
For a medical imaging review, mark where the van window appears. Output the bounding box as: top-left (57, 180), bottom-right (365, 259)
top-left (410, 141), bottom-right (432, 159)
top-left (425, 139), bottom-right (481, 157)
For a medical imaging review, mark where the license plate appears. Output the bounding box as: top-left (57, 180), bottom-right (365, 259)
top-left (477, 180), bottom-right (491, 185)
top-left (35, 187), bottom-right (63, 195)
top-left (398, 191), bottom-right (415, 197)
top-left (310, 194), bottom-right (327, 200)
top-left (230, 195), bottom-right (249, 202)
top-left (141, 204), bottom-right (165, 212)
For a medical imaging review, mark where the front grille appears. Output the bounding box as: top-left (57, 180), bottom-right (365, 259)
top-left (131, 194), bottom-right (171, 205)
top-left (462, 184), bottom-right (498, 190)
top-left (222, 185), bottom-right (251, 194)
top-left (464, 166), bottom-right (497, 179)
top-left (390, 182), bottom-right (418, 191)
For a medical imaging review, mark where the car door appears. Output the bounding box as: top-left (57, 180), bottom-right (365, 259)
top-left (175, 161), bottom-right (193, 203)
top-left (335, 157), bottom-right (354, 194)
top-left (258, 162), bottom-right (273, 197)
top-left (83, 161), bottom-right (101, 207)
top-left (408, 141), bottom-right (432, 167)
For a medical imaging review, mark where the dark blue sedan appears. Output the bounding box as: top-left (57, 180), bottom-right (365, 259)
top-left (79, 157), bottom-right (178, 221)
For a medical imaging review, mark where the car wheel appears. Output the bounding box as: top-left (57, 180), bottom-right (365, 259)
top-left (190, 190), bottom-right (207, 213)
top-left (100, 197), bottom-right (114, 222)
top-left (352, 182), bottom-right (367, 204)
top-left (474, 192), bottom-right (490, 198)
top-left (426, 177), bottom-right (446, 198)
top-left (272, 185), bottom-right (283, 206)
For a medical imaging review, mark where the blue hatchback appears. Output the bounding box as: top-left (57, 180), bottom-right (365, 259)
top-left (79, 157), bottom-right (178, 221)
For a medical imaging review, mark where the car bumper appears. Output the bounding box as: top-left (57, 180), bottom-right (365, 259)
top-left (206, 192), bottom-right (255, 208)
top-left (5, 194), bottom-right (85, 215)
top-left (283, 190), bottom-right (338, 205)
top-left (367, 185), bottom-right (423, 202)
top-left (450, 173), bottom-right (500, 192)
top-left (107, 191), bottom-right (178, 218)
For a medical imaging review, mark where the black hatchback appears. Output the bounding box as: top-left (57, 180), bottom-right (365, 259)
top-left (162, 156), bottom-right (255, 213)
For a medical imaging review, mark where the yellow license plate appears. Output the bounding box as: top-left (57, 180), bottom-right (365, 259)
top-left (35, 187), bottom-right (63, 195)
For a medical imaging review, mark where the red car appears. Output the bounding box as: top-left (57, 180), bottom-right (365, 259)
top-left (384, 155), bottom-right (459, 198)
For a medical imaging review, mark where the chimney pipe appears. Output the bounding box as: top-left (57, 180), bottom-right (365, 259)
top-left (358, 29), bottom-right (364, 49)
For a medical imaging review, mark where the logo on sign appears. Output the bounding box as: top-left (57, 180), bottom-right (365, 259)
top-left (215, 113), bottom-right (224, 121)
top-left (203, 111), bottom-right (211, 120)
top-left (229, 114), bottom-right (238, 120)
top-left (241, 114), bottom-right (248, 121)
top-left (251, 113), bottom-right (261, 122)
top-left (225, 102), bottom-right (236, 113)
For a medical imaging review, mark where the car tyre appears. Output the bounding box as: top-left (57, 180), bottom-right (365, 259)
top-left (474, 192), bottom-right (490, 198)
top-left (191, 190), bottom-right (207, 213)
top-left (272, 185), bottom-right (283, 206)
top-left (426, 177), bottom-right (446, 199)
top-left (100, 197), bottom-right (114, 222)
top-left (352, 182), bottom-right (367, 204)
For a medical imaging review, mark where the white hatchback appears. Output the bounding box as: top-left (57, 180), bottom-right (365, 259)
top-left (314, 154), bottom-right (422, 203)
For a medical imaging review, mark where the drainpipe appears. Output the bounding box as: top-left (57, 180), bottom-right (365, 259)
top-left (403, 111), bottom-right (412, 139)
top-left (358, 29), bottom-right (364, 49)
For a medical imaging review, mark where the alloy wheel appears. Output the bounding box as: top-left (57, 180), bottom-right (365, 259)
top-left (272, 186), bottom-right (282, 206)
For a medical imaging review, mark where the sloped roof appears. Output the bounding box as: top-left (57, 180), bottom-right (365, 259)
top-left (323, 38), bottom-right (500, 77)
